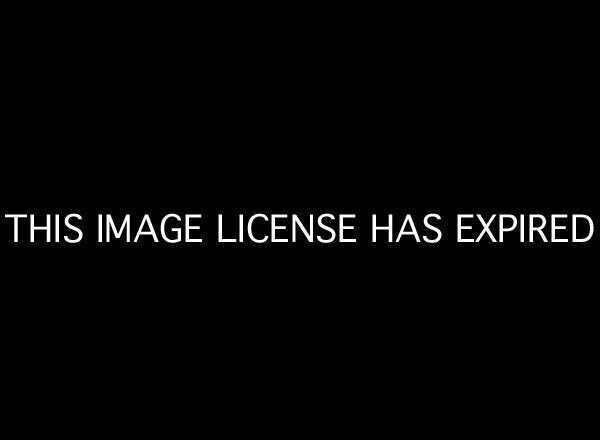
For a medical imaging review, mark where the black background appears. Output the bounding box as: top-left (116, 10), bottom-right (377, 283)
top-left (1, 6), bottom-right (597, 434)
